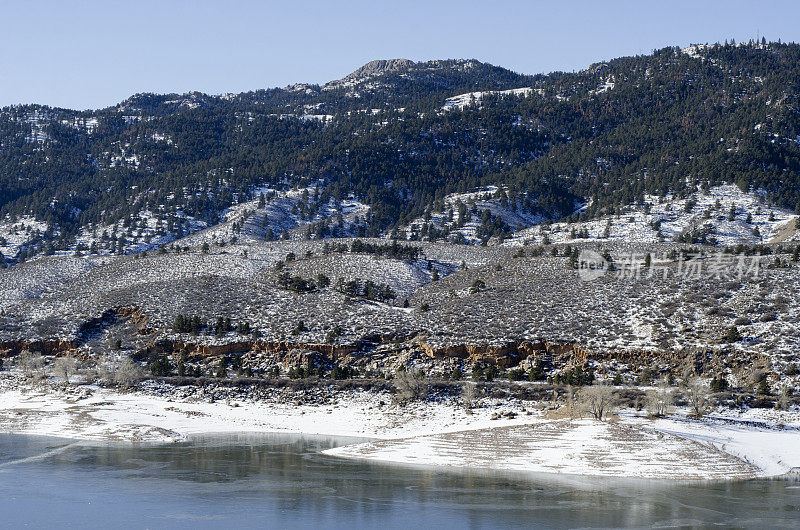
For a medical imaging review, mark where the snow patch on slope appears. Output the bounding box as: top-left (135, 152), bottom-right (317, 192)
top-left (442, 88), bottom-right (533, 111)
top-left (0, 217), bottom-right (49, 261)
top-left (399, 186), bottom-right (551, 244)
top-left (511, 184), bottom-right (798, 246)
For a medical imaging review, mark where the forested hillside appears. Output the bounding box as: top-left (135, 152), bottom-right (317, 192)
top-left (1, 40), bottom-right (799, 261)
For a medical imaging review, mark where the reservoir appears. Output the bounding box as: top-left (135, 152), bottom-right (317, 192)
top-left (1, 433), bottom-right (798, 528)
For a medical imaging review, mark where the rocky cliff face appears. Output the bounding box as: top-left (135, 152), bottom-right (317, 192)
top-left (0, 339), bottom-right (77, 357)
top-left (338, 58), bottom-right (415, 83)
top-left (417, 340), bottom-right (582, 367)
top-left (140, 339), bottom-right (360, 361)
top-left (0, 304), bottom-right (770, 378)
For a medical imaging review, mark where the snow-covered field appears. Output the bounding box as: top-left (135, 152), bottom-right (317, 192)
top-left (327, 406), bottom-right (800, 479)
top-left (646, 412), bottom-right (800, 478)
top-left (0, 372), bottom-right (523, 443)
top-left (325, 418), bottom-right (762, 480)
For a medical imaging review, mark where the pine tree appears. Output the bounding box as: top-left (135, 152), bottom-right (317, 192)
top-left (726, 326), bottom-right (742, 342)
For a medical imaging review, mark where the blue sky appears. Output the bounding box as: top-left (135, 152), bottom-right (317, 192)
top-left (2, 0), bottom-right (800, 110)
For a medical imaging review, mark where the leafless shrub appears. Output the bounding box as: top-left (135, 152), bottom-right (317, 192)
top-left (760, 312), bottom-right (777, 323)
top-left (100, 356), bottom-right (143, 389)
top-left (576, 384), bottom-right (617, 421)
top-left (774, 295), bottom-right (790, 305)
top-left (775, 390), bottom-right (791, 411)
top-left (645, 381), bottom-right (675, 417)
top-left (97, 361), bottom-right (115, 386)
top-left (684, 377), bottom-right (711, 418)
top-left (462, 381), bottom-right (479, 409)
top-left (393, 368), bottom-right (428, 402)
top-left (19, 350), bottom-right (45, 380)
top-left (53, 356), bottom-right (78, 384)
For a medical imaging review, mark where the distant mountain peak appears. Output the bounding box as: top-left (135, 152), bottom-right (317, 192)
top-left (345, 58), bottom-right (415, 80)
top-left (326, 58), bottom-right (416, 87)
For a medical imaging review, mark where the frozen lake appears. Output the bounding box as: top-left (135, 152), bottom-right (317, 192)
top-left (1, 433), bottom-right (799, 528)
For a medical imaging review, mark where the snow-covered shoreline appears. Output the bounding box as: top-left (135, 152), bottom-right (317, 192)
top-left (326, 410), bottom-right (800, 480)
top-left (0, 373), bottom-right (527, 443)
top-left (1, 372), bottom-right (799, 480)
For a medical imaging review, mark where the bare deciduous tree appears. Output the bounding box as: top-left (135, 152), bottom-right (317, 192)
top-left (100, 356), bottom-right (143, 389)
top-left (53, 356), bottom-right (78, 384)
top-left (645, 380), bottom-right (675, 417)
top-left (685, 377), bottom-right (711, 418)
top-left (393, 368), bottom-right (428, 402)
top-left (115, 357), bottom-right (144, 388)
top-left (19, 350), bottom-right (45, 380)
top-left (776, 389), bottom-right (791, 411)
top-left (576, 384), bottom-right (617, 421)
top-left (462, 381), bottom-right (479, 410)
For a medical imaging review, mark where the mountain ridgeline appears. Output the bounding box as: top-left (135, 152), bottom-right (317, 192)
top-left (1, 40), bottom-right (799, 258)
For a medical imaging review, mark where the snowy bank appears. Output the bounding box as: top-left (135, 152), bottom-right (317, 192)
top-left (0, 373), bottom-right (525, 443)
top-left (323, 420), bottom-right (759, 480)
top-left (2, 373), bottom-right (799, 480)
